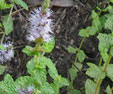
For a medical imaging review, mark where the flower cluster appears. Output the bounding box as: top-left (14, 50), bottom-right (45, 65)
top-left (0, 43), bottom-right (14, 63)
top-left (18, 86), bottom-right (34, 94)
top-left (27, 7), bottom-right (53, 42)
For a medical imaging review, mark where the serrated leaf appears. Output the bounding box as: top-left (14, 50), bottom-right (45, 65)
top-left (15, 76), bottom-right (33, 89)
top-left (77, 50), bottom-right (86, 63)
top-left (106, 64), bottom-right (113, 81)
top-left (11, 0), bottom-right (28, 10)
top-left (67, 46), bottom-right (77, 53)
top-left (0, 65), bottom-right (6, 75)
top-left (42, 38), bottom-right (55, 53)
top-left (105, 15), bottom-right (113, 31)
top-left (85, 79), bottom-right (98, 94)
top-left (0, 74), bottom-right (18, 93)
top-left (3, 15), bottom-right (13, 35)
top-left (106, 85), bottom-right (112, 94)
top-left (69, 67), bottom-right (77, 81)
top-left (97, 33), bottom-right (113, 51)
top-left (86, 63), bottom-right (106, 79)
top-left (40, 82), bottom-right (54, 94)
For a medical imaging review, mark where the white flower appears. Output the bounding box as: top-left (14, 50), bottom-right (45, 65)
top-left (27, 7), bottom-right (53, 42)
top-left (0, 43), bottom-right (14, 63)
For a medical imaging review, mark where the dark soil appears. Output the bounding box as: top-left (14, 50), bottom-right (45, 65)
top-left (0, 0), bottom-right (112, 94)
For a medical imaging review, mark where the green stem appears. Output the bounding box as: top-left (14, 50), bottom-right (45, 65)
top-left (74, 37), bottom-right (85, 64)
top-left (1, 5), bottom-right (14, 44)
top-left (99, 57), bottom-right (102, 67)
top-left (103, 53), bottom-right (112, 72)
top-left (95, 53), bottom-right (112, 94)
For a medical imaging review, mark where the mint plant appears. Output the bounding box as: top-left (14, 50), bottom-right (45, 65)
top-left (0, 0), bottom-right (69, 93)
top-left (0, 0), bottom-right (28, 75)
top-left (67, 0), bottom-right (113, 94)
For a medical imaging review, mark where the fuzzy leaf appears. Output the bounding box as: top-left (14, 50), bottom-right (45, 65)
top-left (3, 15), bottom-right (13, 35)
top-left (105, 15), bottom-right (113, 31)
top-left (67, 46), bottom-right (77, 53)
top-left (42, 38), bottom-right (55, 53)
top-left (11, 0), bottom-right (28, 10)
top-left (77, 50), bottom-right (86, 63)
top-left (86, 63), bottom-right (106, 79)
top-left (85, 79), bottom-right (98, 94)
top-left (106, 64), bottom-right (113, 81)
top-left (0, 65), bottom-right (6, 75)
top-left (0, 74), bottom-right (17, 93)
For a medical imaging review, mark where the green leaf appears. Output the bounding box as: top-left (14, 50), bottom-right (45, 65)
top-left (106, 64), bottom-right (113, 81)
top-left (79, 27), bottom-right (90, 37)
top-left (45, 57), bottom-right (58, 79)
top-left (0, 0), bottom-right (13, 9)
top-left (85, 79), bottom-right (98, 94)
top-left (110, 0), bottom-right (113, 3)
top-left (0, 74), bottom-right (18, 93)
top-left (54, 75), bottom-right (69, 88)
top-left (15, 76), bottom-right (33, 88)
top-left (3, 15), bottom-right (13, 35)
top-left (110, 46), bottom-right (113, 56)
top-left (22, 46), bottom-right (35, 56)
top-left (11, 0), bottom-right (28, 10)
top-left (42, 38), bottom-right (55, 53)
top-left (27, 58), bottom-right (47, 85)
top-left (97, 33), bottom-right (113, 51)
top-left (67, 46), bottom-right (77, 53)
top-left (69, 67), bottom-right (77, 81)
top-left (40, 82), bottom-right (54, 94)
top-left (72, 63), bottom-right (83, 72)
top-left (68, 89), bottom-right (81, 94)
top-left (0, 44), bottom-right (6, 50)
top-left (92, 10), bottom-right (101, 32)
top-left (77, 50), bottom-right (86, 63)
top-left (106, 85), bottom-right (112, 94)
top-left (0, 65), bottom-right (6, 75)
top-left (86, 63), bottom-right (106, 79)
top-left (105, 15), bottom-right (113, 31)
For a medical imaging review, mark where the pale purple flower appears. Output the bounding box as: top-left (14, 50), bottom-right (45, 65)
top-left (27, 7), bottom-right (53, 42)
top-left (0, 43), bottom-right (14, 63)
top-left (18, 86), bottom-right (34, 94)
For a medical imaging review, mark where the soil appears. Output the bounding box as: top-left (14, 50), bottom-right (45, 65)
top-left (0, 0), bottom-right (112, 94)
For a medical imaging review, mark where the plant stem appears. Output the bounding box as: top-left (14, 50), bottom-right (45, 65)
top-left (95, 79), bottom-right (102, 94)
top-left (74, 37), bottom-right (85, 64)
top-left (1, 5), bottom-right (14, 44)
top-left (103, 53), bottom-right (112, 72)
top-left (95, 53), bottom-right (112, 94)
top-left (99, 57), bottom-right (102, 67)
